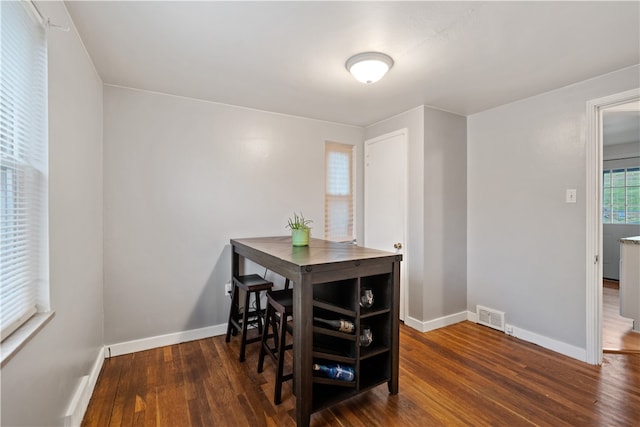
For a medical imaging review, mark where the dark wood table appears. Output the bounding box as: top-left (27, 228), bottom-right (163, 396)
top-left (231, 236), bottom-right (402, 427)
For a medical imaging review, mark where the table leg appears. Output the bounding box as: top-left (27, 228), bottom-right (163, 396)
top-left (389, 259), bottom-right (401, 394)
top-left (294, 272), bottom-right (313, 427)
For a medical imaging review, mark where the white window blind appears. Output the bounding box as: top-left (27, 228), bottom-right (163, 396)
top-left (1, 0), bottom-right (49, 341)
top-left (325, 142), bottom-right (354, 242)
top-left (603, 167), bottom-right (640, 224)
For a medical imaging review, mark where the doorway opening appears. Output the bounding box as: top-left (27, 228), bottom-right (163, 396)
top-left (585, 88), bottom-right (640, 364)
top-left (601, 101), bottom-right (640, 354)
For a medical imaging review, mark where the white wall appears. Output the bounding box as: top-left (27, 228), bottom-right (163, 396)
top-left (103, 86), bottom-right (364, 345)
top-left (467, 65), bottom-right (640, 356)
top-left (603, 141), bottom-right (640, 161)
top-left (364, 106), bottom-right (467, 326)
top-left (1, 2), bottom-right (104, 426)
top-left (365, 107), bottom-right (425, 320)
top-left (423, 108), bottom-right (467, 320)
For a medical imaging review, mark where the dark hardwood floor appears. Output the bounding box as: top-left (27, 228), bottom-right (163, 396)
top-left (603, 279), bottom-right (640, 353)
top-left (82, 321), bottom-right (640, 427)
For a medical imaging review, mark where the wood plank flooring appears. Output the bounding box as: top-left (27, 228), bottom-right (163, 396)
top-left (82, 321), bottom-right (640, 426)
top-left (603, 279), bottom-right (640, 353)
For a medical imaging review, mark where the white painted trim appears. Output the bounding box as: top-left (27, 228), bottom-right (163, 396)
top-left (0, 311), bottom-right (55, 367)
top-left (404, 311), bottom-right (468, 333)
top-left (585, 88), bottom-right (640, 365)
top-left (64, 377), bottom-right (88, 427)
top-left (504, 323), bottom-right (587, 363)
top-left (106, 323), bottom-right (227, 357)
top-left (404, 316), bottom-right (425, 332)
top-left (64, 348), bottom-right (104, 427)
top-left (468, 312), bottom-right (588, 362)
top-left (467, 310), bottom-right (477, 323)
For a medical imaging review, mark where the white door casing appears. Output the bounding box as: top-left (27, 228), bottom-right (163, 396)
top-left (364, 129), bottom-right (408, 321)
top-left (585, 88), bottom-right (640, 365)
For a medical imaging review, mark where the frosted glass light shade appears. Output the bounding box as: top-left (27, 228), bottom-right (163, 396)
top-left (346, 52), bottom-right (394, 84)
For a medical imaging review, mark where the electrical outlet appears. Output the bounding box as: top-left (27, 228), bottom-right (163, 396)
top-left (505, 324), bottom-right (514, 336)
top-left (225, 282), bottom-right (232, 296)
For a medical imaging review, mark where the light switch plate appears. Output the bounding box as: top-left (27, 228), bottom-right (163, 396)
top-left (566, 189), bottom-right (577, 203)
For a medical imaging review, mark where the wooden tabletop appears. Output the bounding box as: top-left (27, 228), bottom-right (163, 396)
top-left (231, 236), bottom-right (400, 268)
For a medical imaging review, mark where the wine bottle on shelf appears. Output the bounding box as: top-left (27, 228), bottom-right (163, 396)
top-left (312, 363), bottom-right (355, 382)
top-left (360, 288), bottom-right (374, 308)
top-left (359, 326), bottom-right (373, 347)
top-left (313, 317), bottom-right (355, 334)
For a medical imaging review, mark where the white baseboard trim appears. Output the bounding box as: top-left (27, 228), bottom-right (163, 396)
top-left (503, 322), bottom-right (587, 362)
top-left (404, 311), bottom-right (468, 333)
top-left (64, 348), bottom-right (104, 426)
top-left (467, 310), bottom-right (477, 323)
top-left (466, 311), bottom-right (587, 362)
top-left (106, 323), bottom-right (228, 358)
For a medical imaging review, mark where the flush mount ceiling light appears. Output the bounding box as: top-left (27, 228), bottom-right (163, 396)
top-left (345, 52), bottom-right (394, 84)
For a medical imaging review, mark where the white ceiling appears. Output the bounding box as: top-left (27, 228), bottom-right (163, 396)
top-left (64, 1), bottom-right (640, 127)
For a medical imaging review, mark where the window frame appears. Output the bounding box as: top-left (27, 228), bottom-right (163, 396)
top-left (602, 166), bottom-right (640, 225)
top-left (324, 142), bottom-right (355, 243)
top-left (0, 0), bottom-right (51, 362)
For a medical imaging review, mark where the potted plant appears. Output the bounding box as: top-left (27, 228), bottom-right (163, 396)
top-left (286, 212), bottom-right (313, 246)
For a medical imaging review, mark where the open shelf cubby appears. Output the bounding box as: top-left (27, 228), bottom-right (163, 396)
top-left (310, 270), bottom-right (395, 411)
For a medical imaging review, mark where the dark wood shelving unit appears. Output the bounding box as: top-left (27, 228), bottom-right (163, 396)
top-left (310, 272), bottom-right (395, 411)
top-left (231, 236), bottom-right (401, 427)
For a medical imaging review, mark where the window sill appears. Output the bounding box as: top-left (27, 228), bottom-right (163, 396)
top-left (1, 311), bottom-right (55, 368)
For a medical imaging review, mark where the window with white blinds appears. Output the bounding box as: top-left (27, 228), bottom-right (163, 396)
top-left (325, 142), bottom-right (354, 242)
top-left (1, 1), bottom-right (49, 342)
top-left (603, 167), bottom-right (640, 224)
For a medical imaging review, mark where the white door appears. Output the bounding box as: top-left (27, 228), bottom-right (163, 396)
top-left (364, 129), bottom-right (407, 321)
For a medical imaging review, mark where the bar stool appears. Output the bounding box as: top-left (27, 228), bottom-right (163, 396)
top-left (257, 288), bottom-right (294, 404)
top-left (225, 274), bottom-right (273, 362)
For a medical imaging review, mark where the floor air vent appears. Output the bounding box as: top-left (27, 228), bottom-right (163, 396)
top-left (476, 305), bottom-right (505, 332)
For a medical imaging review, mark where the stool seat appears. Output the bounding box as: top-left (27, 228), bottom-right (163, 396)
top-left (225, 274), bottom-right (273, 362)
top-left (234, 274), bottom-right (273, 292)
top-left (267, 290), bottom-right (293, 315)
top-left (258, 289), bottom-right (294, 404)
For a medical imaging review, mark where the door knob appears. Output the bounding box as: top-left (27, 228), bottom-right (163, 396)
top-left (394, 242), bottom-right (402, 249)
